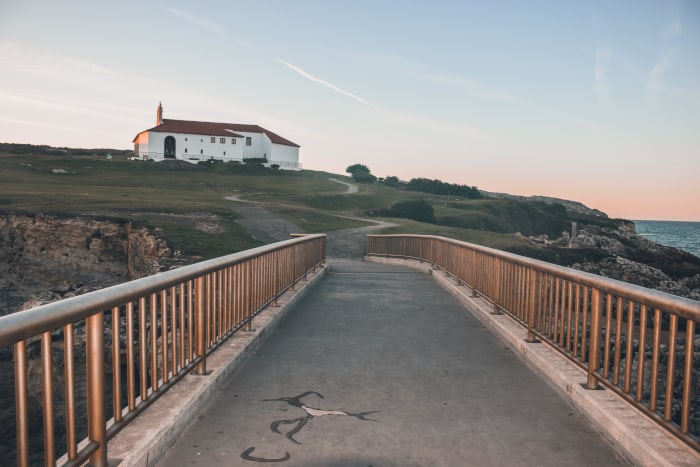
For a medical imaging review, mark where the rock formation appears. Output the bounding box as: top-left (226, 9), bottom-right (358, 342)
top-left (569, 221), bottom-right (700, 301)
top-left (0, 213), bottom-right (179, 315)
top-left (0, 213), bottom-right (181, 464)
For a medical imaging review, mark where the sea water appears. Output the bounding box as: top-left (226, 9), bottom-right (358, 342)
top-left (634, 220), bottom-right (700, 259)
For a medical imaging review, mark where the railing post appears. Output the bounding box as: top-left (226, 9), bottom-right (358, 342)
top-left (86, 312), bottom-right (107, 467)
top-left (194, 276), bottom-right (207, 375)
top-left (586, 289), bottom-right (602, 390)
top-left (14, 341), bottom-right (29, 467)
top-left (246, 261), bottom-right (254, 331)
top-left (492, 258), bottom-right (502, 315)
top-left (526, 269), bottom-right (538, 343)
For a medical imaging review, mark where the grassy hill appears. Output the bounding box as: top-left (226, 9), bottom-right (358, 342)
top-left (0, 147), bottom-right (615, 262)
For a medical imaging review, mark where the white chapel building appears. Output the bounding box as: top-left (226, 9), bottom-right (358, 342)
top-left (132, 103), bottom-right (301, 169)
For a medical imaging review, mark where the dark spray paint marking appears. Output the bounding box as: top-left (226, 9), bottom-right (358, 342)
top-left (241, 447), bottom-right (290, 463)
top-left (241, 390), bottom-right (379, 463)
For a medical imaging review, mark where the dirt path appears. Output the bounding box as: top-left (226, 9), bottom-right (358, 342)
top-left (233, 206), bottom-right (303, 244)
top-left (231, 200), bottom-right (394, 258)
top-left (328, 178), bottom-right (358, 194)
top-left (223, 195), bottom-right (259, 203)
top-left (324, 217), bottom-right (397, 258)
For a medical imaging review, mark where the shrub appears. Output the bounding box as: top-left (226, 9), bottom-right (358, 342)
top-left (381, 199), bottom-right (436, 224)
top-left (382, 175), bottom-right (402, 187)
top-left (406, 178), bottom-right (481, 199)
top-left (346, 163), bottom-right (377, 183)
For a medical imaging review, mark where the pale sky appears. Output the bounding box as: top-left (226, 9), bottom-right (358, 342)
top-left (1, 1), bottom-right (698, 221)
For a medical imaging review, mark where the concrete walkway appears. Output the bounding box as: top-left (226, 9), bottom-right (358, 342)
top-left (157, 259), bottom-right (627, 466)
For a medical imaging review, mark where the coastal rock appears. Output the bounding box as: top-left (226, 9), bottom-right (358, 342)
top-left (0, 213), bottom-right (180, 315)
top-left (541, 220), bottom-right (700, 301)
top-left (572, 222), bottom-right (700, 281)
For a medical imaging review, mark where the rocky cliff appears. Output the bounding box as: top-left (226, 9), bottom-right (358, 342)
top-left (510, 219), bottom-right (700, 301)
top-left (0, 213), bottom-right (179, 315)
top-left (0, 213), bottom-right (182, 463)
top-left (571, 221), bottom-right (700, 300)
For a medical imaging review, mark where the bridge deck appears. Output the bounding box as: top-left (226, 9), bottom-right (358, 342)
top-left (157, 259), bottom-right (627, 466)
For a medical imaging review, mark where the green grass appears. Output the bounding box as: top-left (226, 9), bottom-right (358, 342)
top-left (266, 205), bottom-right (372, 232)
top-left (132, 212), bottom-right (263, 259)
top-left (376, 218), bottom-right (531, 250)
top-left (0, 154), bottom-right (382, 258)
top-left (0, 151), bottom-right (590, 259)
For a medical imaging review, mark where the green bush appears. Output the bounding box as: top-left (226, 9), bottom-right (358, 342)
top-left (438, 200), bottom-right (570, 238)
top-left (346, 163), bottom-right (377, 183)
top-left (406, 178), bottom-right (481, 199)
top-left (381, 175), bottom-right (402, 187)
top-left (381, 199), bottom-right (436, 224)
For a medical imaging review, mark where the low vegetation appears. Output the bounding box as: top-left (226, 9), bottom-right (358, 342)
top-left (1, 148), bottom-right (616, 262)
top-left (375, 199), bottom-right (437, 224)
top-left (406, 177), bottom-right (481, 199)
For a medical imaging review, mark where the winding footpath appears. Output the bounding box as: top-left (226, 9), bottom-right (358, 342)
top-left (225, 178), bottom-right (393, 258)
top-left (327, 178), bottom-right (359, 194)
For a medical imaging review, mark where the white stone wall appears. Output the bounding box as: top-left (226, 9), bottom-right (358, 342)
top-left (238, 132), bottom-right (268, 159)
top-left (269, 143), bottom-right (300, 169)
top-left (137, 130), bottom-right (299, 169)
top-left (144, 132), bottom-right (244, 162)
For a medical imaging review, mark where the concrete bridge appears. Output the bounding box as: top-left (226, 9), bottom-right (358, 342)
top-left (151, 258), bottom-right (627, 466)
top-left (1, 234), bottom-right (698, 466)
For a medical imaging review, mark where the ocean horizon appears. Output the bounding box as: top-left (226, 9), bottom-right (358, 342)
top-left (633, 220), bottom-right (700, 259)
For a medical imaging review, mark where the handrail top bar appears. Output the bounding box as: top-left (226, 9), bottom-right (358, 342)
top-left (367, 234), bottom-right (700, 319)
top-left (0, 234), bottom-right (326, 347)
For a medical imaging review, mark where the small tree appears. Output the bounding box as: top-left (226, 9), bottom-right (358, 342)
top-left (346, 163), bottom-right (377, 183)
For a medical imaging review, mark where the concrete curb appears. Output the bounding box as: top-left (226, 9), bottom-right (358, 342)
top-left (106, 265), bottom-right (327, 467)
top-left (364, 256), bottom-right (700, 467)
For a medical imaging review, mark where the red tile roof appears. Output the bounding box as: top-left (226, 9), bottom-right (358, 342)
top-left (134, 119), bottom-right (300, 147)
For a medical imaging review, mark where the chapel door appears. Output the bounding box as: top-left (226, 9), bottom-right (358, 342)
top-left (164, 136), bottom-right (176, 159)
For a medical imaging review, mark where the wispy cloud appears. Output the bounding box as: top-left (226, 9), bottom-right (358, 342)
top-left (594, 46), bottom-right (613, 109)
top-left (415, 72), bottom-right (525, 104)
top-left (276, 59), bottom-right (378, 109)
top-left (645, 16), bottom-right (685, 107)
top-left (645, 47), bottom-right (678, 106)
top-left (661, 19), bottom-right (682, 40)
top-left (0, 42), bottom-right (319, 146)
top-left (161, 7), bottom-right (247, 45)
top-left (0, 115), bottom-right (115, 136)
top-left (0, 91), bottom-right (139, 124)
top-left (384, 108), bottom-right (483, 139)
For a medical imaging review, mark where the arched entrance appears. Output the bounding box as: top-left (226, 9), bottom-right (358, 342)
top-left (164, 136), bottom-right (176, 159)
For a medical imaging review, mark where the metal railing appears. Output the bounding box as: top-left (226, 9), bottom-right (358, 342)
top-left (0, 234), bottom-right (326, 466)
top-left (367, 234), bottom-right (700, 449)
top-left (267, 160), bottom-right (303, 170)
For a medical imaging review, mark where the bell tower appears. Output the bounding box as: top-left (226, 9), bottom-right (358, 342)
top-left (156, 102), bottom-right (163, 126)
